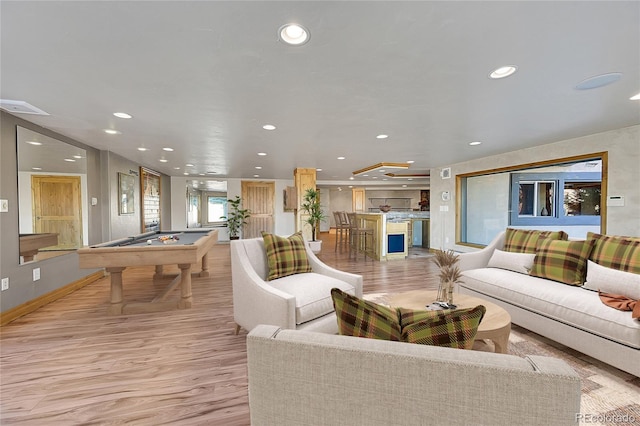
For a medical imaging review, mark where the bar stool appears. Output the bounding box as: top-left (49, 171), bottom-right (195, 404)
top-left (333, 211), bottom-right (350, 252)
top-left (346, 212), bottom-right (374, 260)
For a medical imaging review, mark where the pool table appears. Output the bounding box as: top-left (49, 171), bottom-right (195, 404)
top-left (78, 230), bottom-right (218, 315)
top-left (19, 233), bottom-right (59, 262)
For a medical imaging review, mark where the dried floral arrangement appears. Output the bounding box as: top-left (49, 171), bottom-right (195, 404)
top-left (432, 249), bottom-right (463, 304)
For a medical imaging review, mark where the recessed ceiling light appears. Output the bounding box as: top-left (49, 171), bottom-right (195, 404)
top-left (316, 168), bottom-right (322, 172)
top-left (255, 166), bottom-right (262, 169)
top-left (337, 156), bottom-right (345, 160)
top-left (406, 160), bottom-right (414, 164)
top-left (349, 176), bottom-right (354, 180)
top-left (174, 167), bottom-right (181, 170)
top-left (163, 147), bottom-right (174, 152)
top-left (254, 174), bottom-right (260, 178)
top-left (258, 152), bottom-right (267, 156)
top-left (185, 163), bottom-right (194, 167)
top-left (26, 141), bottom-right (42, 145)
top-left (184, 172), bottom-right (189, 175)
top-left (376, 134), bottom-right (388, 139)
top-left (402, 184), bottom-right (407, 187)
top-left (113, 112), bottom-right (132, 119)
top-left (469, 141), bottom-right (482, 146)
top-left (262, 124), bottom-right (276, 130)
top-left (575, 73), bottom-right (622, 90)
top-left (629, 92), bottom-right (640, 100)
top-left (137, 147), bottom-right (148, 151)
top-left (206, 171), bottom-right (216, 175)
top-left (64, 158), bottom-right (76, 162)
top-left (104, 129), bottom-right (121, 135)
top-left (159, 159), bottom-right (168, 163)
top-left (32, 167), bottom-right (42, 171)
top-left (489, 65), bottom-right (518, 79)
top-left (278, 23), bottom-right (310, 46)
top-left (73, 155), bottom-right (82, 159)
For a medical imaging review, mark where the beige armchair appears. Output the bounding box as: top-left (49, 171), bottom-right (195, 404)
top-left (230, 237), bottom-right (363, 334)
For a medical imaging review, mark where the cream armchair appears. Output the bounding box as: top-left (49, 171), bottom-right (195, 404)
top-left (230, 237), bottom-right (363, 334)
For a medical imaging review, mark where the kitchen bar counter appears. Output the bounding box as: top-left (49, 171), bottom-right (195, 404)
top-left (354, 212), bottom-right (430, 261)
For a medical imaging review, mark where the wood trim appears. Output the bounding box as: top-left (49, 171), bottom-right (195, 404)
top-left (0, 271), bottom-right (105, 326)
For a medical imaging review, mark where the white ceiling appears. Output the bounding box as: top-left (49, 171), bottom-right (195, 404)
top-left (2, 1), bottom-right (639, 189)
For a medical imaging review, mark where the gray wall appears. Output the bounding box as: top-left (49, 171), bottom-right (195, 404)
top-left (0, 111), bottom-right (171, 313)
top-left (430, 125), bottom-right (640, 251)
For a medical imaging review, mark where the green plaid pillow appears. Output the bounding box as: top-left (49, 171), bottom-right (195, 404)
top-left (399, 305), bottom-right (486, 350)
top-left (262, 232), bottom-right (312, 281)
top-left (331, 288), bottom-right (402, 341)
top-left (530, 239), bottom-right (595, 285)
top-left (503, 228), bottom-right (568, 254)
top-left (587, 232), bottom-right (640, 274)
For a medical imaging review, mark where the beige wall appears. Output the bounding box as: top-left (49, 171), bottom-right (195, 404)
top-left (430, 125), bottom-right (640, 251)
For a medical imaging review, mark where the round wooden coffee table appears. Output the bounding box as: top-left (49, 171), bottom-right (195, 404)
top-left (388, 289), bottom-right (512, 354)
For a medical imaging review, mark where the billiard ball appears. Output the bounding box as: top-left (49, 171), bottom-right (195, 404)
top-left (147, 239), bottom-right (152, 244)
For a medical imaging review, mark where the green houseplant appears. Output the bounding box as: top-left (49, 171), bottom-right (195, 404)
top-left (301, 188), bottom-right (326, 251)
top-left (223, 196), bottom-right (250, 240)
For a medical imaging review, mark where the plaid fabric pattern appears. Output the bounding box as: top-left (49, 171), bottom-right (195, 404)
top-left (530, 239), bottom-right (595, 285)
top-left (399, 305), bottom-right (486, 350)
top-left (262, 232), bottom-right (312, 281)
top-left (587, 232), bottom-right (640, 274)
top-left (503, 228), bottom-right (568, 254)
top-left (331, 288), bottom-right (402, 341)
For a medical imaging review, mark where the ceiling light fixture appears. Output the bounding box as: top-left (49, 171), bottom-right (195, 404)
top-left (258, 152), bottom-right (267, 156)
top-left (575, 73), bottom-right (622, 90)
top-left (159, 159), bottom-right (168, 163)
top-left (113, 112), bottom-right (132, 119)
top-left (104, 129), bottom-right (121, 135)
top-left (278, 23), bottom-right (310, 46)
top-left (376, 134), bottom-right (388, 139)
top-left (469, 141), bottom-right (482, 146)
top-left (163, 147), bottom-right (174, 152)
top-left (26, 141), bottom-right (42, 146)
top-left (352, 162), bottom-right (410, 176)
top-left (185, 163), bottom-right (194, 167)
top-left (337, 156), bottom-right (346, 160)
top-left (629, 92), bottom-right (640, 101)
top-left (262, 124), bottom-right (276, 130)
top-left (489, 65), bottom-right (518, 79)
top-left (137, 147), bottom-right (148, 151)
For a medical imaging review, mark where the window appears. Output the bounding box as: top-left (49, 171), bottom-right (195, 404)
top-left (207, 196), bottom-right (227, 223)
top-left (510, 171), bottom-right (601, 226)
top-left (458, 154), bottom-right (605, 246)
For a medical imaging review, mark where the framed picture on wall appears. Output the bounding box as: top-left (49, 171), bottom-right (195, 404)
top-left (118, 172), bottom-right (136, 215)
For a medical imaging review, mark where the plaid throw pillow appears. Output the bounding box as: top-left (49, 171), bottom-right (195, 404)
top-left (530, 239), bottom-right (595, 285)
top-left (399, 305), bottom-right (486, 350)
top-left (503, 228), bottom-right (568, 254)
top-left (587, 232), bottom-right (640, 274)
top-left (331, 288), bottom-right (402, 341)
top-left (262, 232), bottom-right (312, 281)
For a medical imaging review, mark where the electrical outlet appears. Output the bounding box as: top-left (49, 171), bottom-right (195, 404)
top-left (1, 278), bottom-right (8, 291)
top-left (33, 268), bottom-right (41, 281)
top-left (0, 199), bottom-right (8, 213)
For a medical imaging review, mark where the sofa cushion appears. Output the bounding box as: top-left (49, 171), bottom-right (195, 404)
top-left (269, 274), bottom-right (355, 325)
top-left (398, 305), bottom-right (486, 350)
top-left (530, 239), bottom-right (595, 286)
top-left (461, 268), bottom-right (640, 349)
top-left (331, 288), bottom-right (402, 341)
top-left (487, 249), bottom-right (536, 274)
top-left (503, 228), bottom-right (568, 254)
top-left (262, 232), bottom-right (312, 281)
top-left (587, 233), bottom-right (640, 275)
top-left (584, 260), bottom-right (640, 300)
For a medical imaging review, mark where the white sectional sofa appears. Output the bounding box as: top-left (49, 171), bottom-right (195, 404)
top-left (247, 324), bottom-right (581, 426)
top-left (458, 231), bottom-right (640, 377)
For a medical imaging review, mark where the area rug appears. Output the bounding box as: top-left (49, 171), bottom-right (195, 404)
top-left (364, 293), bottom-right (640, 426)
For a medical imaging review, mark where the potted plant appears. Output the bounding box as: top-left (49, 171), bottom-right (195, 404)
top-left (432, 249), bottom-right (463, 306)
top-left (301, 188), bottom-right (326, 253)
top-left (223, 196), bottom-right (250, 240)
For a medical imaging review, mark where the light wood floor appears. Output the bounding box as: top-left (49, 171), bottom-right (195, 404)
top-left (1, 232), bottom-right (439, 425)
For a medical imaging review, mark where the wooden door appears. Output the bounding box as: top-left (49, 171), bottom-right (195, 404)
top-left (32, 175), bottom-right (82, 250)
top-left (352, 188), bottom-right (366, 212)
top-left (241, 181), bottom-right (274, 238)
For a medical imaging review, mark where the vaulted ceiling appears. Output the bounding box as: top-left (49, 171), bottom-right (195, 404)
top-left (2, 1), bottom-right (638, 189)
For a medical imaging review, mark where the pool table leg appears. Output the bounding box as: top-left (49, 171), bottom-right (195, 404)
top-left (199, 252), bottom-right (210, 278)
top-left (178, 263), bottom-right (193, 309)
top-left (106, 267), bottom-right (125, 315)
top-left (154, 265), bottom-right (164, 280)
